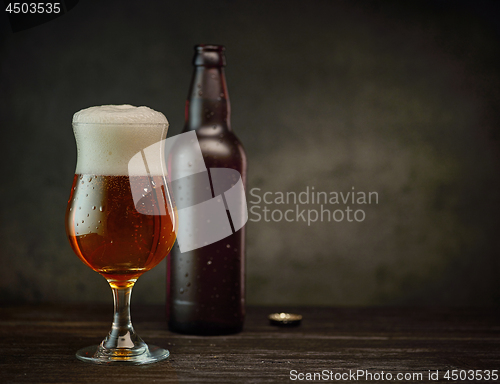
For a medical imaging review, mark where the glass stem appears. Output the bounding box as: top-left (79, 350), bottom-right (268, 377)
top-left (100, 283), bottom-right (146, 353)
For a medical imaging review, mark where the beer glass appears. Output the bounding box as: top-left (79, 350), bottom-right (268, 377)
top-left (65, 105), bottom-right (177, 364)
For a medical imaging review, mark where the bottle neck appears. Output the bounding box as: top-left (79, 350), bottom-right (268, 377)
top-left (185, 66), bottom-right (231, 131)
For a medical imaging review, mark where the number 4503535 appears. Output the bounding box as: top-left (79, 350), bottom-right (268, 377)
top-left (5, 2), bottom-right (61, 14)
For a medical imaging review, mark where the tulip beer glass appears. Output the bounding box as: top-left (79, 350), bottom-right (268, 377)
top-left (65, 105), bottom-right (177, 364)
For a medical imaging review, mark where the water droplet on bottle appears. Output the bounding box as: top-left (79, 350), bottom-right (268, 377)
top-left (186, 282), bottom-right (191, 287)
top-left (185, 273), bottom-right (189, 277)
top-left (79, 175), bottom-right (83, 180)
top-left (69, 207), bottom-right (72, 211)
top-left (92, 206), bottom-right (96, 210)
top-left (226, 244), bottom-right (230, 248)
top-left (198, 90), bottom-right (203, 96)
top-left (187, 162), bottom-right (192, 167)
top-left (220, 93), bottom-right (224, 98)
top-left (81, 220), bottom-right (84, 223)
top-left (207, 260), bottom-right (212, 265)
top-left (87, 214), bottom-right (89, 217)
top-left (179, 288), bottom-right (184, 294)
top-left (213, 125), bottom-right (217, 129)
top-left (99, 206), bottom-right (104, 212)
top-left (88, 177), bottom-right (92, 182)
top-left (197, 83), bottom-right (201, 88)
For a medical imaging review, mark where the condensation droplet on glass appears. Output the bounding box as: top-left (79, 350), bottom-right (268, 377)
top-left (99, 206), bottom-right (104, 212)
top-left (207, 260), bottom-right (212, 265)
top-left (226, 244), bottom-right (230, 248)
top-left (179, 288), bottom-right (184, 294)
top-left (198, 90), bottom-right (203, 96)
top-left (92, 206), bottom-right (96, 210)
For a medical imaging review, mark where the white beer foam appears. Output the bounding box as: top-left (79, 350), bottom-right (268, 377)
top-left (73, 104), bottom-right (168, 124)
top-left (72, 105), bottom-right (169, 176)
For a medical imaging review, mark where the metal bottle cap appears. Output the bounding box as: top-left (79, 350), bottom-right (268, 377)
top-left (268, 312), bottom-right (302, 327)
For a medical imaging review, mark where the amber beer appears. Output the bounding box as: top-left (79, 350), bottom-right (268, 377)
top-left (66, 174), bottom-right (176, 286)
top-left (66, 105), bottom-right (176, 288)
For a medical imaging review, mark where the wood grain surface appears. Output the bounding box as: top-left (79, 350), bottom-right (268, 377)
top-left (0, 305), bottom-right (498, 383)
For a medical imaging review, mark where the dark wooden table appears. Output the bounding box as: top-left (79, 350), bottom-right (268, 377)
top-left (0, 305), bottom-right (499, 383)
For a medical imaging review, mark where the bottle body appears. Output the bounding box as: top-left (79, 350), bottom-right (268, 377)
top-left (167, 45), bottom-right (247, 335)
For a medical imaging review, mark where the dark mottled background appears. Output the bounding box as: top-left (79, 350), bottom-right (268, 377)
top-left (1, 0), bottom-right (499, 306)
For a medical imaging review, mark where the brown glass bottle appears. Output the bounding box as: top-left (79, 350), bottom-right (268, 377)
top-left (167, 45), bottom-right (247, 335)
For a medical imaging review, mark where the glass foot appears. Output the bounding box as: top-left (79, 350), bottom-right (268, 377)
top-left (76, 344), bottom-right (169, 365)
